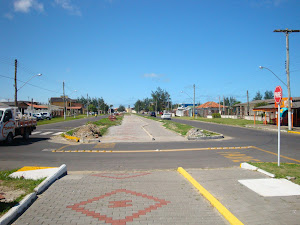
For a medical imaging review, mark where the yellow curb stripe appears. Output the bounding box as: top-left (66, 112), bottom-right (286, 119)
top-left (177, 167), bottom-right (243, 225)
top-left (252, 146), bottom-right (300, 163)
top-left (288, 130), bottom-right (300, 135)
top-left (17, 166), bottom-right (56, 172)
top-left (64, 134), bottom-right (80, 142)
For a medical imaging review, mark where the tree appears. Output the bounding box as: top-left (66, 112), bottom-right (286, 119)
top-left (264, 90), bottom-right (274, 100)
top-left (134, 100), bottom-right (143, 113)
top-left (151, 87), bottom-right (171, 112)
top-left (253, 91), bottom-right (263, 100)
top-left (88, 104), bottom-right (97, 112)
top-left (118, 105), bottom-right (125, 112)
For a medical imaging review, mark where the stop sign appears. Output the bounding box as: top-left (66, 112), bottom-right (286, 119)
top-left (274, 86), bottom-right (282, 104)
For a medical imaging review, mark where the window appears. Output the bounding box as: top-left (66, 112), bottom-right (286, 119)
top-left (3, 110), bottom-right (13, 122)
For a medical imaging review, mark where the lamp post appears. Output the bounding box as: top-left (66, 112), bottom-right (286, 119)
top-left (15, 73), bottom-right (42, 107)
top-left (181, 88), bottom-right (195, 118)
top-left (259, 66), bottom-right (287, 87)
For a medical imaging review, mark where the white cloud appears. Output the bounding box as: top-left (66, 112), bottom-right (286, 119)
top-left (55, 0), bottom-right (81, 16)
top-left (142, 73), bottom-right (170, 83)
top-left (143, 73), bottom-right (161, 78)
top-left (13, 0), bottom-right (44, 13)
top-left (3, 13), bottom-right (14, 19)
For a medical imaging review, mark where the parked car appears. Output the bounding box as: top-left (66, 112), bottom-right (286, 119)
top-left (161, 113), bottom-right (172, 120)
top-left (32, 113), bottom-right (43, 121)
top-left (41, 112), bottom-right (52, 120)
top-left (150, 112), bottom-right (156, 117)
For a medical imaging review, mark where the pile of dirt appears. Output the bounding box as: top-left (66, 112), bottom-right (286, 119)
top-left (186, 128), bottom-right (206, 138)
top-left (0, 185), bottom-right (25, 203)
top-left (73, 123), bottom-right (103, 139)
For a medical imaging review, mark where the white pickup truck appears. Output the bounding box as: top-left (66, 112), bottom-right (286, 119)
top-left (0, 107), bottom-right (37, 144)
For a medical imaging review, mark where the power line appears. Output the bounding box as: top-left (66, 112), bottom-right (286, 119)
top-left (0, 74), bottom-right (61, 94)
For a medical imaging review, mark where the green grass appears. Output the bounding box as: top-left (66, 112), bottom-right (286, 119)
top-left (37, 114), bottom-right (88, 125)
top-left (88, 115), bottom-right (124, 136)
top-left (179, 116), bottom-right (264, 127)
top-left (0, 169), bottom-right (45, 216)
top-left (65, 128), bottom-right (79, 136)
top-left (139, 115), bottom-right (216, 136)
top-left (249, 162), bottom-right (300, 185)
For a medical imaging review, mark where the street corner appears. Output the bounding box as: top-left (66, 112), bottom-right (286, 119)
top-left (9, 166), bottom-right (60, 180)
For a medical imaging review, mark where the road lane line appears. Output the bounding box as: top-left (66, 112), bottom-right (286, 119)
top-left (53, 132), bottom-right (63, 136)
top-left (31, 131), bottom-right (41, 135)
top-left (177, 167), bottom-right (244, 225)
top-left (52, 146), bottom-right (253, 153)
top-left (252, 146), bottom-right (300, 163)
top-left (40, 132), bottom-right (53, 136)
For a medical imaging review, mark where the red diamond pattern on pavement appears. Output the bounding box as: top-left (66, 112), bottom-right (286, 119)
top-left (66, 189), bottom-right (170, 225)
top-left (92, 172), bottom-right (151, 179)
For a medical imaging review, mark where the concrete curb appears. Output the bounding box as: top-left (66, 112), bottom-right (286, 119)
top-left (187, 134), bottom-right (224, 140)
top-left (288, 130), bottom-right (300, 135)
top-left (0, 193), bottom-right (36, 225)
top-left (240, 162), bottom-right (275, 178)
top-left (0, 164), bottom-right (67, 225)
top-left (64, 134), bottom-right (80, 142)
top-left (34, 164), bottom-right (67, 194)
top-left (177, 167), bottom-right (244, 225)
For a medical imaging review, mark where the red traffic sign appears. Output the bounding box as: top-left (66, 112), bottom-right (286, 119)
top-left (274, 86), bottom-right (282, 104)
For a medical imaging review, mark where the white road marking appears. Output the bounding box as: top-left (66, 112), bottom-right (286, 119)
top-left (53, 132), bottom-right (63, 136)
top-left (39, 132), bottom-right (53, 136)
top-left (32, 131), bottom-right (41, 135)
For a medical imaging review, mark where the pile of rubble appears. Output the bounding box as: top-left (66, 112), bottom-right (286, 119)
top-left (186, 128), bottom-right (206, 138)
top-left (73, 123), bottom-right (103, 139)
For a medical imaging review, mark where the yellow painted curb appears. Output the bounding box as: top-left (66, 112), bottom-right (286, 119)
top-left (64, 134), bottom-right (80, 142)
top-left (17, 166), bottom-right (56, 172)
top-left (288, 130), bottom-right (300, 135)
top-left (177, 167), bottom-right (244, 225)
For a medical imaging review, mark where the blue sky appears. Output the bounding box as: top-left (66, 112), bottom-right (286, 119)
top-left (0, 0), bottom-right (300, 107)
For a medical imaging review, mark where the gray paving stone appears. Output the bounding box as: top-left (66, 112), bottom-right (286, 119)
top-left (13, 170), bottom-right (228, 225)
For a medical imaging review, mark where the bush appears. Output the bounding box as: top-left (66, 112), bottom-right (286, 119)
top-left (212, 113), bottom-right (221, 118)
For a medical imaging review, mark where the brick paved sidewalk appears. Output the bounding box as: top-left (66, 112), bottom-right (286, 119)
top-left (187, 167), bottom-right (300, 225)
top-left (13, 170), bottom-right (228, 225)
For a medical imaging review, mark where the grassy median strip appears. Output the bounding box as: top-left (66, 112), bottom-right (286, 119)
top-left (249, 162), bottom-right (300, 185)
top-left (179, 116), bottom-right (263, 127)
top-left (0, 169), bottom-right (44, 217)
top-left (88, 115), bottom-right (123, 136)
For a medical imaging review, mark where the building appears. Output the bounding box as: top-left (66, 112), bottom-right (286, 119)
top-left (50, 96), bottom-right (84, 115)
top-left (196, 101), bottom-right (223, 117)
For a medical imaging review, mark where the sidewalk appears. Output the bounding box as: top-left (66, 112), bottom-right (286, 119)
top-left (246, 123), bottom-right (300, 134)
top-left (13, 170), bottom-right (228, 225)
top-left (100, 115), bottom-right (186, 143)
top-left (186, 167), bottom-right (300, 225)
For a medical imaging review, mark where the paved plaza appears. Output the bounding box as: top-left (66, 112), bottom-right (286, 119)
top-left (13, 170), bottom-right (228, 225)
top-left (100, 115), bottom-right (186, 143)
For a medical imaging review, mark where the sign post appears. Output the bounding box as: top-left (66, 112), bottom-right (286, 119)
top-left (274, 86), bottom-right (282, 166)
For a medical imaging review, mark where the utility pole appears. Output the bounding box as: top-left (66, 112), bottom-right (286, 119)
top-left (247, 90), bottom-right (249, 116)
top-left (274, 29), bottom-right (299, 130)
top-left (193, 84), bottom-right (195, 119)
top-left (14, 59), bottom-right (18, 107)
top-left (87, 93), bottom-right (89, 117)
top-left (63, 81), bottom-right (66, 120)
top-left (223, 96), bottom-right (225, 115)
top-left (219, 96), bottom-right (221, 114)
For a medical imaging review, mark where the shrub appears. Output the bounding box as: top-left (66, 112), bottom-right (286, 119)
top-left (212, 113), bottom-right (221, 118)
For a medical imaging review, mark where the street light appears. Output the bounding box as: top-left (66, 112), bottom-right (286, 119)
top-left (259, 66), bottom-right (292, 128)
top-left (15, 73), bottom-right (42, 106)
top-left (259, 66), bottom-right (287, 87)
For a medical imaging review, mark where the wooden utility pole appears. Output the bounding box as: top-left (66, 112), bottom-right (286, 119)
top-left (219, 96), bottom-right (221, 114)
top-left (223, 96), bottom-right (225, 115)
top-left (193, 84), bottom-right (195, 119)
top-left (63, 81), bottom-right (66, 120)
top-left (87, 93), bottom-right (89, 117)
top-left (14, 59), bottom-right (18, 107)
top-left (247, 90), bottom-right (249, 116)
top-left (274, 29), bottom-right (300, 130)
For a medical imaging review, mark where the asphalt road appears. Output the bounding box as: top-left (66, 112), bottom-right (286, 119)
top-left (0, 115), bottom-right (299, 171)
